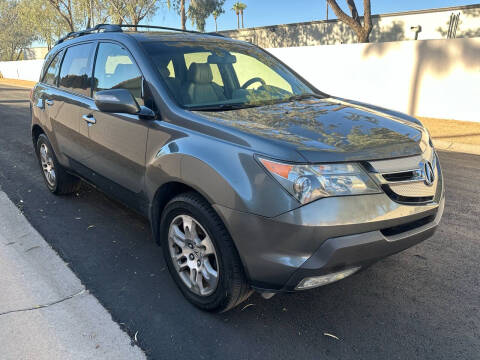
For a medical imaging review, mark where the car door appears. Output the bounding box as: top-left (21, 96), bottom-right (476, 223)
top-left (80, 41), bottom-right (150, 202)
top-left (32, 49), bottom-right (63, 141)
top-left (52, 42), bottom-right (96, 164)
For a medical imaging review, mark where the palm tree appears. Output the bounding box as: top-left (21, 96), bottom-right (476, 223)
top-left (237, 2), bottom-right (247, 28)
top-left (232, 2), bottom-right (241, 29)
top-left (212, 9), bottom-right (220, 32)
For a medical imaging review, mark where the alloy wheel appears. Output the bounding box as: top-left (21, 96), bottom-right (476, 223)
top-left (168, 214), bottom-right (219, 296)
top-left (39, 143), bottom-right (56, 187)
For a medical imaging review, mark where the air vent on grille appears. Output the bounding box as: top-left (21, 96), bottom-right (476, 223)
top-left (383, 171), bottom-right (416, 182)
top-left (381, 215), bottom-right (435, 236)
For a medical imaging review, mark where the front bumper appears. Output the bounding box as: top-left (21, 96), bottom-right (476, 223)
top-left (214, 177), bottom-right (444, 292)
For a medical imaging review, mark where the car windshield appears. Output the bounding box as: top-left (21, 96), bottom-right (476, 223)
top-left (141, 40), bottom-right (321, 110)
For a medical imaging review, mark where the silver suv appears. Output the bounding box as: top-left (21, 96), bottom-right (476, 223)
top-left (31, 24), bottom-right (444, 312)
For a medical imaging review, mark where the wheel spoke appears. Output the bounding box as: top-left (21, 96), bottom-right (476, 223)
top-left (40, 145), bottom-right (47, 162)
top-left (196, 271), bottom-right (205, 293)
top-left (182, 215), bottom-right (197, 240)
top-left (201, 236), bottom-right (215, 255)
top-left (203, 258), bottom-right (218, 279)
top-left (170, 224), bottom-right (186, 248)
top-left (189, 268), bottom-right (197, 288)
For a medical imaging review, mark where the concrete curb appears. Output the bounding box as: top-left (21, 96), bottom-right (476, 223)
top-left (0, 191), bottom-right (147, 360)
top-left (433, 139), bottom-right (480, 156)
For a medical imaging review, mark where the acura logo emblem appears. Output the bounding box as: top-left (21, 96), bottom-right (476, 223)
top-left (423, 161), bottom-right (435, 186)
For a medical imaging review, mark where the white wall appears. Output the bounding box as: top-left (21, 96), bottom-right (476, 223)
top-left (269, 37), bottom-right (480, 122)
top-left (0, 60), bottom-right (44, 82)
top-left (1, 38), bottom-right (478, 122)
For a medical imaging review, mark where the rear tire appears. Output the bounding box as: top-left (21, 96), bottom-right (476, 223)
top-left (36, 134), bottom-right (81, 195)
top-left (160, 192), bottom-right (252, 312)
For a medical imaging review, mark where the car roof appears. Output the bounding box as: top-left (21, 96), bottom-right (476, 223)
top-left (44, 27), bottom-right (253, 68)
top-left (52, 29), bottom-right (247, 50)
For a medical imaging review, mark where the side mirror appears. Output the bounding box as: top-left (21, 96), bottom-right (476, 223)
top-left (94, 89), bottom-right (140, 114)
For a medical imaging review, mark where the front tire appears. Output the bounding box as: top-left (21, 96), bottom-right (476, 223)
top-left (36, 134), bottom-right (81, 195)
top-left (160, 192), bottom-right (252, 312)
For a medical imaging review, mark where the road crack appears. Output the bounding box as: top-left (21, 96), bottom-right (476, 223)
top-left (0, 289), bottom-right (86, 316)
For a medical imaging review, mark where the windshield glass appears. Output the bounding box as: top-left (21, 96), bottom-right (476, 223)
top-left (141, 40), bottom-right (320, 110)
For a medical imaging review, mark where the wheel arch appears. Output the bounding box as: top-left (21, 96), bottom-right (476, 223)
top-left (150, 181), bottom-right (219, 245)
top-left (31, 124), bottom-right (45, 147)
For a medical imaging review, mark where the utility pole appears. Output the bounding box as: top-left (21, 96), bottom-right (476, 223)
top-left (326, 0), bottom-right (329, 20)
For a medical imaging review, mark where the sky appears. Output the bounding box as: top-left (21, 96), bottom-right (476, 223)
top-left (150, 0), bottom-right (480, 32)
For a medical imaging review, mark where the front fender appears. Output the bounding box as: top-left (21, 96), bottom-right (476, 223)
top-left (145, 132), bottom-right (299, 218)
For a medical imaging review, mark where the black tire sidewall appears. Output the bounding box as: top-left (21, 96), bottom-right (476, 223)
top-left (160, 196), bottom-right (237, 311)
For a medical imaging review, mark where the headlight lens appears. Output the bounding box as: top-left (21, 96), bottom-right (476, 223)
top-left (258, 157), bottom-right (380, 204)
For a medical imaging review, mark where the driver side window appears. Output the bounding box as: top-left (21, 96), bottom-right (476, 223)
top-left (93, 42), bottom-right (144, 106)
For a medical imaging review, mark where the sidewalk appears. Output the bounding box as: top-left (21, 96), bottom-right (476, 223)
top-left (419, 117), bottom-right (480, 156)
top-left (0, 191), bottom-right (146, 360)
top-left (0, 78), bottom-right (36, 88)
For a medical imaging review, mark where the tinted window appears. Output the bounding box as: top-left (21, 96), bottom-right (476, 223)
top-left (42, 51), bottom-right (63, 86)
top-left (184, 52), bottom-right (223, 86)
top-left (141, 41), bottom-right (315, 109)
top-left (59, 43), bottom-right (94, 96)
top-left (93, 42), bottom-right (144, 106)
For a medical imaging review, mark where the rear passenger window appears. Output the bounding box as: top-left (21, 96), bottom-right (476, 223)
top-left (93, 43), bottom-right (144, 106)
top-left (59, 43), bottom-right (94, 96)
top-left (42, 51), bottom-right (63, 86)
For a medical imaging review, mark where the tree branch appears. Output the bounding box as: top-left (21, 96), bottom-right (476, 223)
top-left (346, 0), bottom-right (359, 22)
top-left (326, 0), bottom-right (362, 32)
top-left (326, 0), bottom-right (372, 42)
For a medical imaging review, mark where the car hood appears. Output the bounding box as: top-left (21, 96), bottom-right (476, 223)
top-left (194, 97), bottom-right (427, 163)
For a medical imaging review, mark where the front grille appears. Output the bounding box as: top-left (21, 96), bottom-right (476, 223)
top-left (388, 181), bottom-right (436, 198)
top-left (368, 152), bottom-right (439, 204)
top-left (382, 185), bottom-right (434, 204)
top-left (381, 215), bottom-right (435, 237)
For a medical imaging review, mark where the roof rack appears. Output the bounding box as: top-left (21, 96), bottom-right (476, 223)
top-left (55, 23), bottom-right (225, 45)
top-left (55, 24), bottom-right (122, 45)
top-left (117, 24), bottom-right (226, 37)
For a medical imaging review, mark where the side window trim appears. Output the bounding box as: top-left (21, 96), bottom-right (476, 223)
top-left (57, 41), bottom-right (96, 99)
top-left (40, 52), bottom-right (57, 83)
top-left (40, 49), bottom-right (64, 86)
top-left (54, 50), bottom-right (66, 87)
top-left (91, 41), bottom-right (101, 98)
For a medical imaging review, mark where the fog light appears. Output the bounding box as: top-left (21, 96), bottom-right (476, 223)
top-left (295, 267), bottom-right (361, 290)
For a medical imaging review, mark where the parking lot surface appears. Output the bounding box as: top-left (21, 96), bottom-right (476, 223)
top-left (0, 85), bottom-right (479, 359)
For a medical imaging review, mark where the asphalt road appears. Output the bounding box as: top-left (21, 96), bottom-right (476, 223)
top-left (0, 84), bottom-right (479, 360)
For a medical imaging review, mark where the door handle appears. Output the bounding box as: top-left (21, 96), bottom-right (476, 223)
top-left (45, 99), bottom-right (54, 106)
top-left (82, 114), bottom-right (96, 126)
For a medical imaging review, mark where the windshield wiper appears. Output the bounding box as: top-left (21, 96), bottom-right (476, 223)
top-left (281, 93), bottom-right (324, 103)
top-left (186, 103), bottom-right (260, 111)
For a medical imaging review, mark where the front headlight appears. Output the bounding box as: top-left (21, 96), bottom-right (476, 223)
top-left (258, 157), bottom-right (380, 204)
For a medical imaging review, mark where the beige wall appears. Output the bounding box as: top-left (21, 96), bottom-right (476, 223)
top-left (23, 47), bottom-right (49, 60)
top-left (268, 38), bottom-right (480, 122)
top-left (221, 5), bottom-right (480, 47)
